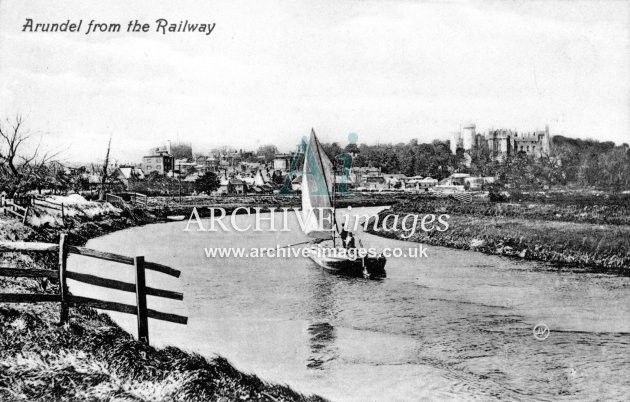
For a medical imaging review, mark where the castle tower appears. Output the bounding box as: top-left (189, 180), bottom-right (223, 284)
top-left (542, 124), bottom-right (550, 155)
top-left (462, 124), bottom-right (476, 150)
top-left (498, 131), bottom-right (510, 156)
top-left (450, 131), bottom-right (462, 154)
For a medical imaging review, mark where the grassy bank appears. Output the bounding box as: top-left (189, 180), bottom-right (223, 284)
top-left (367, 197), bottom-right (630, 274)
top-left (392, 193), bottom-right (630, 225)
top-left (147, 193), bottom-right (400, 219)
top-left (0, 202), bottom-right (325, 401)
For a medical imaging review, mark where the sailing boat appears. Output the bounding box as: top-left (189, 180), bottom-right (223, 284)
top-left (301, 130), bottom-right (387, 279)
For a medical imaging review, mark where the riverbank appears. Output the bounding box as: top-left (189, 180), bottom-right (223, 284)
top-left (0, 202), bottom-right (326, 401)
top-left (148, 193), bottom-right (400, 219)
top-left (366, 197), bottom-right (630, 274)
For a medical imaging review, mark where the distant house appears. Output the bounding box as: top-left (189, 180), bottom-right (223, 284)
top-left (405, 176), bottom-right (438, 192)
top-left (462, 176), bottom-right (495, 191)
top-left (240, 162), bottom-right (261, 173)
top-left (142, 152), bottom-right (174, 176)
top-left (229, 178), bottom-right (246, 194)
top-left (353, 166), bottom-right (382, 188)
top-left (433, 175), bottom-right (465, 193)
top-left (240, 174), bottom-right (255, 186)
top-left (196, 156), bottom-right (219, 173)
top-left (364, 176), bottom-right (386, 191)
top-left (174, 159), bottom-right (197, 175)
top-left (273, 154), bottom-right (293, 172)
top-left (115, 167), bottom-right (145, 188)
top-left (214, 177), bottom-right (230, 195)
top-left (445, 173), bottom-right (471, 186)
top-left (464, 177), bottom-right (484, 191)
top-left (420, 177), bottom-right (438, 188)
top-left (383, 174), bottom-right (407, 189)
top-left (354, 167), bottom-right (381, 176)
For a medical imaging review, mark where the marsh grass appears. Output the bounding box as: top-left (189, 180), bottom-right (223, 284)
top-left (0, 304), bottom-right (326, 401)
top-left (392, 195), bottom-right (630, 226)
top-left (370, 211), bottom-right (630, 272)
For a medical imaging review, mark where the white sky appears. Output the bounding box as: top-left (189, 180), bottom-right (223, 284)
top-left (1, 0), bottom-right (628, 163)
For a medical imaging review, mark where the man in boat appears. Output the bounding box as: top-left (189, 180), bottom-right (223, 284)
top-left (339, 224), bottom-right (349, 245)
top-left (344, 232), bottom-right (356, 250)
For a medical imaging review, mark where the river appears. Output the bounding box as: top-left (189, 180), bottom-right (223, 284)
top-left (68, 207), bottom-right (630, 401)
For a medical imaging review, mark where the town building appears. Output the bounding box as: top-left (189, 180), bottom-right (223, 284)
top-left (383, 174), bottom-right (407, 189)
top-left (142, 145), bottom-right (174, 176)
top-left (273, 154), bottom-right (293, 172)
top-left (195, 155), bottom-right (219, 174)
top-left (174, 159), bottom-right (197, 175)
top-left (228, 178), bottom-right (246, 194)
top-left (363, 176), bottom-right (386, 191)
top-left (352, 166), bottom-right (381, 186)
top-left (405, 176), bottom-right (438, 192)
top-left (115, 166), bottom-right (145, 188)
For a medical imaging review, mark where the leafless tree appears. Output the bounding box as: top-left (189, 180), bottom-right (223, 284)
top-left (99, 136), bottom-right (112, 201)
top-left (0, 114), bottom-right (59, 196)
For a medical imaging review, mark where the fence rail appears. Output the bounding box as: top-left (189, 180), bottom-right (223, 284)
top-left (32, 197), bottom-right (65, 216)
top-left (106, 193), bottom-right (125, 207)
top-left (0, 267), bottom-right (59, 278)
top-left (122, 192), bottom-right (148, 208)
top-left (0, 241), bottom-right (59, 252)
top-left (0, 293), bottom-right (61, 303)
top-left (67, 245), bottom-right (181, 277)
top-left (1, 198), bottom-right (29, 224)
top-left (0, 235), bottom-right (187, 344)
top-left (65, 271), bottom-right (183, 300)
top-left (11, 195), bottom-right (33, 207)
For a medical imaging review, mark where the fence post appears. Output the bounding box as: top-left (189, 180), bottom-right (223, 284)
top-left (134, 256), bottom-right (149, 344)
top-left (58, 234), bottom-right (69, 323)
top-left (22, 206), bottom-right (29, 225)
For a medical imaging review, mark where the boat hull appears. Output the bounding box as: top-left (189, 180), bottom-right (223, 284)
top-left (306, 248), bottom-right (387, 279)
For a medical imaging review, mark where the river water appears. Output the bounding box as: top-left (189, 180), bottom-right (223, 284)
top-left (68, 208), bottom-right (630, 401)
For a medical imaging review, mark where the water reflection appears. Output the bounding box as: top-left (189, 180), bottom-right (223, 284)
top-left (307, 322), bottom-right (337, 369)
top-left (305, 272), bottom-right (338, 369)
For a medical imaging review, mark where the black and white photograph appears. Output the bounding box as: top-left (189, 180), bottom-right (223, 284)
top-left (0, 1), bottom-right (629, 401)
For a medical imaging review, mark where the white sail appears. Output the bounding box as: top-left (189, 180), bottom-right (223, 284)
top-left (301, 130), bottom-right (336, 239)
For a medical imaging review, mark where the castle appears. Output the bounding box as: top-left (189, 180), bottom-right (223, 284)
top-left (451, 124), bottom-right (551, 159)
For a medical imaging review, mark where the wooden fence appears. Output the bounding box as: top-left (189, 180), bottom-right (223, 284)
top-left (122, 192), bottom-right (148, 208)
top-left (1, 198), bottom-right (29, 224)
top-left (106, 193), bottom-right (125, 208)
top-left (0, 235), bottom-right (187, 344)
top-left (11, 195), bottom-right (34, 207)
top-left (32, 197), bottom-right (66, 220)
